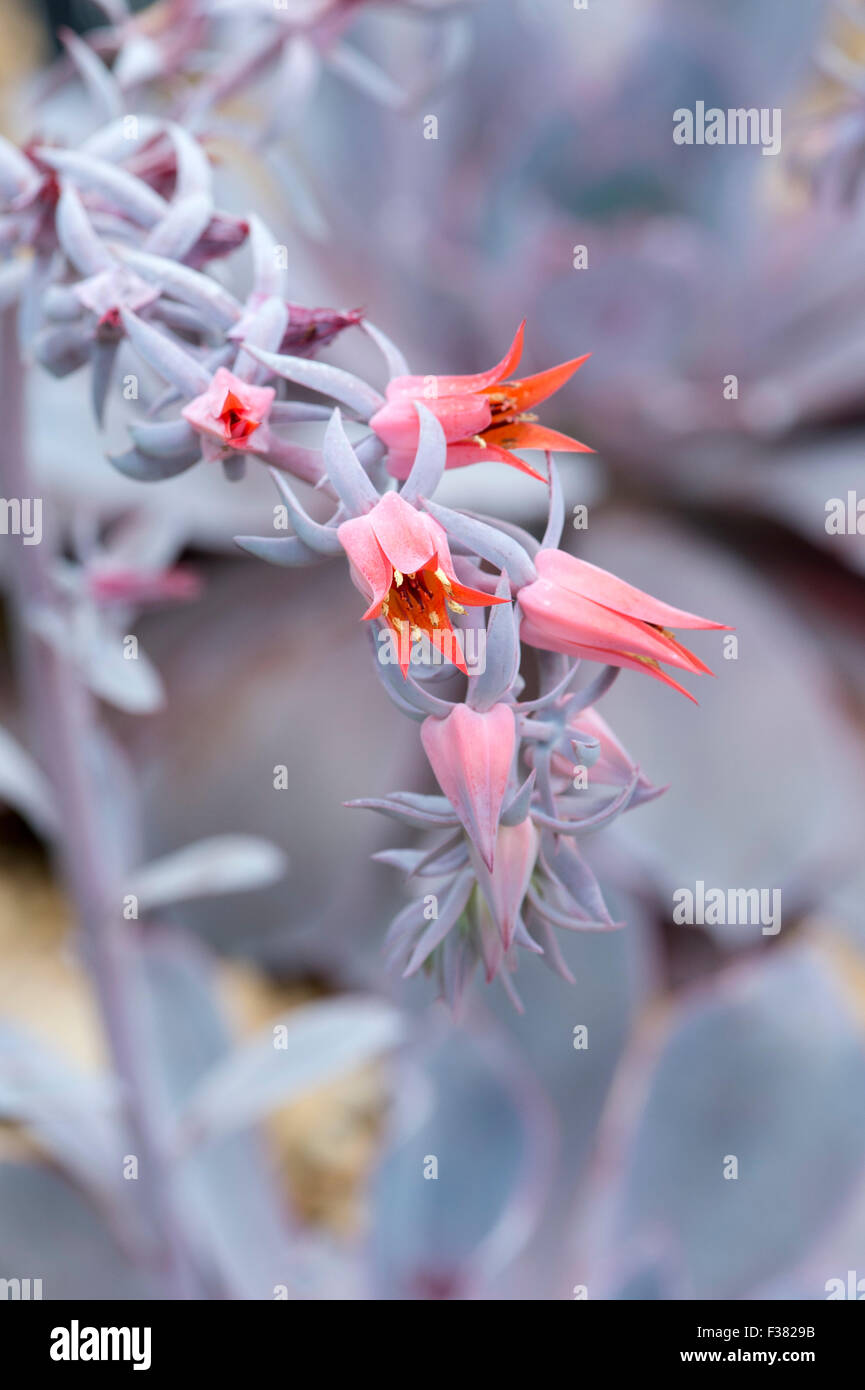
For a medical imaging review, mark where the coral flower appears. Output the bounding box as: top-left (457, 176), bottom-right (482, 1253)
top-left (471, 818), bottom-right (540, 957)
top-left (182, 367), bottom-right (275, 462)
top-left (518, 550), bottom-right (729, 702)
top-left (531, 704), bottom-right (663, 808)
top-left (369, 322), bottom-right (592, 481)
top-left (87, 567), bottom-right (201, 607)
top-left (421, 704), bottom-right (516, 871)
top-left (337, 492), bottom-right (507, 676)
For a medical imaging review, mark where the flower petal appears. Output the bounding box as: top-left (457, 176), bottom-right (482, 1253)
top-left (519, 581), bottom-right (712, 673)
top-left (440, 440), bottom-right (549, 481)
top-left (421, 704), bottom-right (516, 871)
top-left (482, 422), bottom-right (593, 454)
top-left (368, 491), bottom-right (438, 576)
top-left (371, 393), bottom-right (491, 452)
top-left (494, 353), bottom-right (590, 412)
top-left (337, 515), bottom-right (392, 617)
top-left (471, 818), bottom-right (539, 951)
top-left (385, 320), bottom-right (525, 400)
top-left (534, 549), bottom-right (729, 630)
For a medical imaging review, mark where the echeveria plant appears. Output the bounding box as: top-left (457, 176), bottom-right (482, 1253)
top-left (0, 0), bottom-right (776, 1307)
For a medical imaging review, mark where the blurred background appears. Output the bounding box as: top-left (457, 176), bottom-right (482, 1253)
top-left (2, 0), bottom-right (865, 1300)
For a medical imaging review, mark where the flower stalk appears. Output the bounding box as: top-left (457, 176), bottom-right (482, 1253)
top-left (0, 305), bottom-right (200, 1298)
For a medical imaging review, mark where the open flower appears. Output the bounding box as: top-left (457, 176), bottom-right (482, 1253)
top-left (337, 491), bottom-right (507, 676)
top-left (518, 549), bottom-right (728, 701)
top-left (369, 321), bottom-right (592, 480)
top-left (181, 367), bottom-right (275, 462)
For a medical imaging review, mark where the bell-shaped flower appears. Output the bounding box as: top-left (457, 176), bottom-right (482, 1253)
top-left (182, 367), bottom-right (275, 462)
top-left (337, 490), bottom-right (508, 676)
top-left (112, 308), bottom-right (323, 485)
top-left (420, 704), bottom-right (516, 871)
top-left (518, 549), bottom-right (729, 701)
top-left (369, 321), bottom-right (592, 480)
top-left (527, 704), bottom-right (663, 809)
top-left (469, 817), bottom-right (540, 955)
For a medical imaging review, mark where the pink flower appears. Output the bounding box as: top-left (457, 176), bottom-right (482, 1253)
top-left (472, 818), bottom-right (540, 958)
top-left (74, 267), bottom-right (159, 341)
top-left (539, 704), bottom-right (663, 807)
top-left (182, 367), bottom-right (275, 462)
top-left (518, 549), bottom-right (729, 701)
top-left (87, 566), bottom-right (201, 606)
top-left (421, 704), bottom-right (516, 871)
top-left (551, 705), bottom-right (638, 783)
top-left (368, 321), bottom-right (592, 481)
top-left (337, 491), bottom-right (508, 676)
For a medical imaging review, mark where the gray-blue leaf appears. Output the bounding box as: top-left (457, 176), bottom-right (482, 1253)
top-left (175, 996), bottom-right (404, 1151)
top-left (130, 835), bottom-right (287, 910)
top-left (0, 725), bottom-right (57, 835)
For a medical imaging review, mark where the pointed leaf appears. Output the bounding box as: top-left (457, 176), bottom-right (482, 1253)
top-left (130, 835), bottom-right (287, 910)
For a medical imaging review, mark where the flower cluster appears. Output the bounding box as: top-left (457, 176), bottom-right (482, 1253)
top-left (248, 407), bottom-right (724, 1009)
top-left (1, 10), bottom-right (729, 1011)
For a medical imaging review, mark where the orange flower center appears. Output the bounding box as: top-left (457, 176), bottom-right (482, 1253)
top-left (381, 565), bottom-right (464, 642)
top-left (218, 390), bottom-right (261, 443)
top-left (481, 384), bottom-right (537, 426)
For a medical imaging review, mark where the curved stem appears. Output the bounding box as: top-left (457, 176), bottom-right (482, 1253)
top-left (0, 305), bottom-right (200, 1298)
